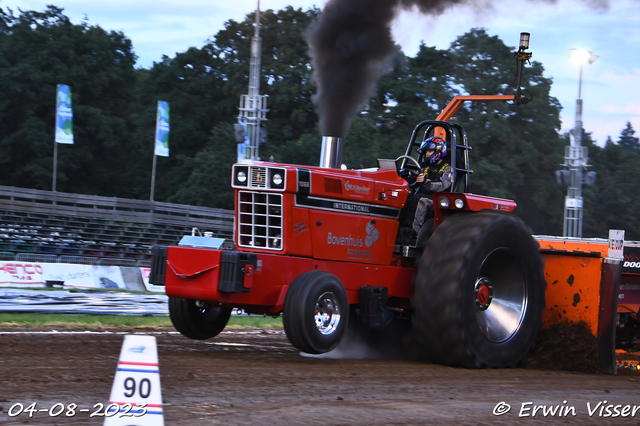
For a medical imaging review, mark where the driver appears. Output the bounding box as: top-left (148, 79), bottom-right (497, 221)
top-left (412, 136), bottom-right (452, 234)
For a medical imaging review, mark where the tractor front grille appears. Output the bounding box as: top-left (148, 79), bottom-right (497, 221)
top-left (251, 167), bottom-right (267, 188)
top-left (237, 191), bottom-right (283, 250)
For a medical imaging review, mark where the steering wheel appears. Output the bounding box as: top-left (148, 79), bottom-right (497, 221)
top-left (396, 155), bottom-right (422, 189)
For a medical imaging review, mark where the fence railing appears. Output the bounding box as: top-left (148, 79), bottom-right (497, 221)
top-left (0, 252), bottom-right (155, 267)
top-left (58, 255), bottom-right (100, 265)
top-left (15, 253), bottom-right (58, 263)
top-left (97, 258), bottom-right (138, 267)
top-left (0, 185), bottom-right (234, 234)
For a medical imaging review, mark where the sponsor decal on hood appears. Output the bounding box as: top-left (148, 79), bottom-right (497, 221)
top-left (344, 180), bottom-right (370, 195)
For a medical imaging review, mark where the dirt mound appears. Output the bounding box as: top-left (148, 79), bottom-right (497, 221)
top-left (523, 321), bottom-right (602, 373)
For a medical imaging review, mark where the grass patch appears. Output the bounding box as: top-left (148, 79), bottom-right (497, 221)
top-left (0, 313), bottom-right (172, 328)
top-left (228, 315), bottom-right (283, 328)
top-left (0, 313), bottom-right (282, 329)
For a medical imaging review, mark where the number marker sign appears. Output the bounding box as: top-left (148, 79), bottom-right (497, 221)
top-left (105, 335), bottom-right (164, 425)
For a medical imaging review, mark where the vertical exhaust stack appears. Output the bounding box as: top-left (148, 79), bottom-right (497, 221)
top-left (319, 136), bottom-right (344, 169)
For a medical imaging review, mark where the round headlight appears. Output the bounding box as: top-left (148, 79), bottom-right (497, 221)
top-left (454, 198), bottom-right (465, 209)
top-left (237, 171), bottom-right (247, 183)
top-left (272, 173), bottom-right (283, 186)
top-left (438, 197), bottom-right (450, 209)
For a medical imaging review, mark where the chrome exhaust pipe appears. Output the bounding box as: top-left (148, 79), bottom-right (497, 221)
top-left (319, 136), bottom-right (344, 169)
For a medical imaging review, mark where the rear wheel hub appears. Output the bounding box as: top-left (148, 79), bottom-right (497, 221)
top-left (475, 278), bottom-right (493, 311)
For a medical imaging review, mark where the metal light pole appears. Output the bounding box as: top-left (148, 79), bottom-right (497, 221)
top-left (562, 49), bottom-right (599, 238)
top-left (237, 0), bottom-right (268, 163)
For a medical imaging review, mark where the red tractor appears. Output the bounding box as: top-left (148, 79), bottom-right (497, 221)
top-left (150, 91), bottom-right (548, 368)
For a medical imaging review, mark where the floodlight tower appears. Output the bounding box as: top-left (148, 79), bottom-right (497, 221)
top-left (237, 0), bottom-right (268, 163)
top-left (561, 49), bottom-right (599, 238)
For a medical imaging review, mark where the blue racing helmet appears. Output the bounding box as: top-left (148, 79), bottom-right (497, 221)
top-left (418, 136), bottom-right (447, 164)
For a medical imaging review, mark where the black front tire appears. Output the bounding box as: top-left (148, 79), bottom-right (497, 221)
top-left (412, 211), bottom-right (546, 368)
top-left (169, 297), bottom-right (232, 340)
top-left (283, 271), bottom-right (349, 354)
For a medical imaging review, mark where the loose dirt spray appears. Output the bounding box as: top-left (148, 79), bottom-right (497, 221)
top-left (302, 318), bottom-right (422, 360)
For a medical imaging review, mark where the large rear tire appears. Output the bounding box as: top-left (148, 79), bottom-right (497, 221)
top-left (412, 211), bottom-right (545, 368)
top-left (283, 271), bottom-right (349, 354)
top-left (169, 297), bottom-right (232, 340)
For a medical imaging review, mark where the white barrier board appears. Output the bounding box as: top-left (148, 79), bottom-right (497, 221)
top-left (0, 262), bottom-right (125, 289)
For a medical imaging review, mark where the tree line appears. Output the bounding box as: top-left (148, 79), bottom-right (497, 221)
top-left (0, 5), bottom-right (638, 239)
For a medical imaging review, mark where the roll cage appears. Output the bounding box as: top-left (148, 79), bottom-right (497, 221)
top-left (400, 121), bottom-right (472, 193)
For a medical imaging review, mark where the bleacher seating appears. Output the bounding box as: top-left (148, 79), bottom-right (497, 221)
top-left (0, 186), bottom-right (234, 261)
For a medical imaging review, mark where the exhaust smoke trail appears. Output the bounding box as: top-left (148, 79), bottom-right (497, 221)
top-left (306, 0), bottom-right (615, 138)
top-left (307, 0), bottom-right (475, 138)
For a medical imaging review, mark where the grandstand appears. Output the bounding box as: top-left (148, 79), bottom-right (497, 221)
top-left (0, 185), bottom-right (234, 264)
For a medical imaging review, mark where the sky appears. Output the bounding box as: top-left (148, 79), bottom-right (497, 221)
top-left (1, 0), bottom-right (639, 146)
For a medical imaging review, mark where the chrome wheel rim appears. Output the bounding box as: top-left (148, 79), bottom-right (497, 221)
top-left (314, 291), bottom-right (341, 335)
top-left (474, 248), bottom-right (526, 343)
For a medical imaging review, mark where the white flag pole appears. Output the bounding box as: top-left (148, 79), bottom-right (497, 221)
top-left (52, 137), bottom-right (58, 192)
top-left (150, 151), bottom-right (157, 202)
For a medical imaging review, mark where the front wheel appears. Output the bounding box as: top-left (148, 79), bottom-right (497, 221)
top-left (283, 271), bottom-right (349, 354)
top-left (412, 211), bottom-right (546, 368)
top-left (169, 297), bottom-right (232, 340)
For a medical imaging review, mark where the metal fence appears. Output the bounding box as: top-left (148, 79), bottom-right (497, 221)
top-left (0, 185), bottom-right (235, 260)
top-left (58, 255), bottom-right (99, 265)
top-left (0, 185), bottom-right (234, 233)
top-left (97, 258), bottom-right (138, 267)
top-left (0, 253), bottom-right (155, 267)
top-left (0, 251), bottom-right (15, 261)
top-left (15, 253), bottom-right (59, 263)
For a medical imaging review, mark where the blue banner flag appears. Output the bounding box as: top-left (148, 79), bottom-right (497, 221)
top-left (155, 101), bottom-right (170, 157)
top-left (55, 84), bottom-right (74, 144)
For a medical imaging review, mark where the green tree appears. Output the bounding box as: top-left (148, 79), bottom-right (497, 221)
top-left (583, 126), bottom-right (640, 240)
top-left (341, 114), bottom-right (388, 169)
top-left (442, 29), bottom-right (565, 234)
top-left (618, 122), bottom-right (639, 152)
top-left (211, 6), bottom-right (319, 165)
top-left (365, 46), bottom-right (456, 158)
top-left (127, 47), bottom-right (232, 200)
top-left (167, 123), bottom-right (237, 209)
top-left (136, 7), bottom-right (320, 205)
top-left (0, 6), bottom-right (137, 195)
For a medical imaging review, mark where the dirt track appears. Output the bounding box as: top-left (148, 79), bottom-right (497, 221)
top-left (1, 326), bottom-right (640, 425)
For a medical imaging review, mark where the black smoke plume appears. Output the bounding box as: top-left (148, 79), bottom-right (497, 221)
top-left (306, 0), bottom-right (470, 138)
top-left (306, 0), bottom-right (614, 138)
